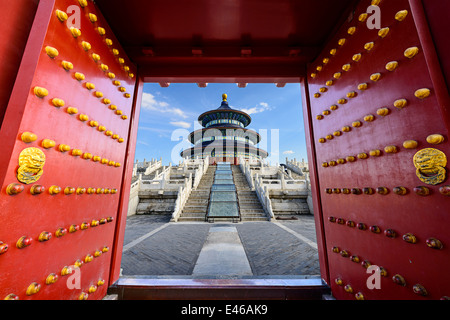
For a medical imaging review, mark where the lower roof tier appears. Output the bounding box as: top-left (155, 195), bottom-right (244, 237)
top-left (188, 126), bottom-right (261, 144)
top-left (180, 142), bottom-right (268, 159)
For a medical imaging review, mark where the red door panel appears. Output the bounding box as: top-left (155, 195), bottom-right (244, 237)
top-left (0, 0), bottom-right (137, 300)
top-left (306, 0), bottom-right (450, 300)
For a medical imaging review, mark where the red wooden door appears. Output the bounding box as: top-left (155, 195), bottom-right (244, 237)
top-left (304, 0), bottom-right (450, 300)
top-left (0, 0), bottom-right (140, 300)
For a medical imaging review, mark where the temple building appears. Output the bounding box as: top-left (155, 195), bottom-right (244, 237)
top-left (180, 94), bottom-right (268, 165)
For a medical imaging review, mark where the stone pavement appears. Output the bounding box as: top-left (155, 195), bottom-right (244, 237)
top-left (120, 215), bottom-right (321, 277)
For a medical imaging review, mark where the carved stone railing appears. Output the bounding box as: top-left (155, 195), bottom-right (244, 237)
top-left (254, 173), bottom-right (275, 221)
top-left (239, 157), bottom-right (254, 190)
top-left (129, 157), bottom-right (211, 217)
top-left (140, 177), bottom-right (186, 191)
top-left (171, 173), bottom-right (193, 222)
top-left (285, 158), bottom-right (308, 176)
top-left (171, 157), bottom-right (210, 222)
top-left (259, 177), bottom-right (308, 191)
top-left (132, 158), bottom-right (162, 176)
top-left (192, 156), bottom-right (209, 190)
top-left (238, 157), bottom-right (273, 220)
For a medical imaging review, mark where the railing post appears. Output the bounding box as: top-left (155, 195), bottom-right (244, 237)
top-left (161, 176), bottom-right (166, 189)
top-left (280, 174), bottom-right (286, 190)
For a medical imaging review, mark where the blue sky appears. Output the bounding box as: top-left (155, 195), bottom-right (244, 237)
top-left (134, 83), bottom-right (308, 165)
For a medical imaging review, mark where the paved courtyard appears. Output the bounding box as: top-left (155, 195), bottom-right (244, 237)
top-left (120, 215), bottom-right (321, 278)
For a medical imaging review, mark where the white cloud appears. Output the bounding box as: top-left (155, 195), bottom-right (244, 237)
top-left (283, 150), bottom-right (295, 155)
top-left (139, 126), bottom-right (172, 134)
top-left (239, 102), bottom-right (272, 115)
top-left (137, 140), bottom-right (150, 146)
top-left (141, 92), bottom-right (162, 109)
top-left (141, 92), bottom-right (188, 119)
top-left (170, 121), bottom-right (191, 129)
top-left (171, 108), bottom-right (188, 118)
top-left (138, 126), bottom-right (173, 138)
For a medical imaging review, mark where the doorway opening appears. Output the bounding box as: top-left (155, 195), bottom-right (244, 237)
top-left (117, 82), bottom-right (321, 288)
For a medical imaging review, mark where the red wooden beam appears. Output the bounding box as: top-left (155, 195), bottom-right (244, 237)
top-left (138, 59), bottom-right (306, 83)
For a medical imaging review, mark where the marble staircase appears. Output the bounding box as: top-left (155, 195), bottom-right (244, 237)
top-left (232, 165), bottom-right (269, 221)
top-left (177, 167), bottom-right (216, 222)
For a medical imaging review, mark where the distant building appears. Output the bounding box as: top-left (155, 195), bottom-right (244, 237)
top-left (180, 94), bottom-right (268, 165)
top-left (129, 94), bottom-right (311, 220)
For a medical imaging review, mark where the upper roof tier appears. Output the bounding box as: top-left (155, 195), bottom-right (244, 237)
top-left (198, 94), bottom-right (252, 128)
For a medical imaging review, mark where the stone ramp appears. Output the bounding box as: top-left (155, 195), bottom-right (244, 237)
top-left (192, 226), bottom-right (252, 276)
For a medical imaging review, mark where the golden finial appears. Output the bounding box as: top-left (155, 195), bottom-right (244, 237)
top-left (222, 93), bottom-right (227, 101)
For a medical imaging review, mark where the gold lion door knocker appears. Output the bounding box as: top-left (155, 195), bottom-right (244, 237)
top-left (413, 148), bottom-right (447, 185)
top-left (16, 147), bottom-right (46, 184)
